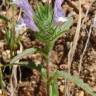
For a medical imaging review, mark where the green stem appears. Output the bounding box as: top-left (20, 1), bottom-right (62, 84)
top-left (0, 68), bottom-right (3, 88)
top-left (47, 60), bottom-right (49, 96)
top-left (44, 27), bottom-right (66, 96)
top-left (46, 41), bottom-right (55, 96)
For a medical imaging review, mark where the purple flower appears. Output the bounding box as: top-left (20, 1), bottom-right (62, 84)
top-left (54, 0), bottom-right (67, 23)
top-left (23, 14), bottom-right (39, 31)
top-left (13, 0), bottom-right (39, 32)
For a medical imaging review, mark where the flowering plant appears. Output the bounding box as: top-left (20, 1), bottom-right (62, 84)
top-left (13, 0), bottom-right (72, 55)
top-left (1, 0), bottom-right (95, 96)
top-left (10, 1), bottom-right (96, 96)
top-left (13, 0), bottom-right (68, 31)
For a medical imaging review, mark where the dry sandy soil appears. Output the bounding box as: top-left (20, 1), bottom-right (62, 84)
top-left (0, 0), bottom-right (96, 96)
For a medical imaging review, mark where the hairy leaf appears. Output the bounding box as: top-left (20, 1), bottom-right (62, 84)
top-left (34, 3), bottom-right (73, 55)
top-left (50, 80), bottom-right (59, 96)
top-left (56, 71), bottom-right (96, 96)
top-left (10, 48), bottom-right (36, 64)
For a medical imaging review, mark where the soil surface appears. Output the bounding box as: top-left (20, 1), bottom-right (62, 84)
top-left (0, 0), bottom-right (96, 96)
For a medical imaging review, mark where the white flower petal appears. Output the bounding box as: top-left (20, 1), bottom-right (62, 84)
top-left (58, 17), bottom-right (68, 22)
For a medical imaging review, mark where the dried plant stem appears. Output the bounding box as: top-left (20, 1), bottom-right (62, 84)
top-left (81, 0), bottom-right (95, 28)
top-left (12, 65), bottom-right (18, 88)
top-left (17, 9), bottom-right (22, 21)
top-left (9, 51), bottom-right (17, 96)
top-left (10, 78), bottom-right (15, 96)
top-left (79, 25), bottom-right (92, 74)
top-left (18, 66), bottom-right (22, 83)
top-left (10, 42), bottom-right (23, 96)
top-left (68, 0), bottom-right (82, 76)
top-left (78, 0), bottom-right (95, 75)
top-left (10, 63), bottom-right (18, 96)
top-left (66, 0), bottom-right (82, 95)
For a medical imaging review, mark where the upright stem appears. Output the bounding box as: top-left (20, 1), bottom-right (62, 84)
top-left (46, 41), bottom-right (54, 96)
top-left (47, 59), bottom-right (50, 96)
top-left (46, 52), bottom-right (51, 96)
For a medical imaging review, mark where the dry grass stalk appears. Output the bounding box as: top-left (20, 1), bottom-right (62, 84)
top-left (65, 0), bottom-right (82, 95)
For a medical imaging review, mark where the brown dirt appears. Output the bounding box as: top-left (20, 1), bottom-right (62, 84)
top-left (0, 0), bottom-right (96, 96)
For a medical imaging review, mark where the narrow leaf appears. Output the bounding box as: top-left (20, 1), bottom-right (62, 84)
top-left (56, 71), bottom-right (96, 96)
top-left (10, 48), bottom-right (36, 64)
top-left (50, 80), bottom-right (59, 96)
top-left (41, 68), bottom-right (47, 82)
top-left (0, 15), bottom-right (9, 21)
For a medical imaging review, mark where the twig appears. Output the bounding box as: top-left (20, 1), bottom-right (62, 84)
top-left (17, 8), bottom-right (22, 21)
top-left (11, 42), bottom-right (23, 96)
top-left (68, 0), bottom-right (82, 73)
top-left (78, 0), bottom-right (95, 75)
top-left (66, 0), bottom-right (82, 95)
top-left (81, 0), bottom-right (95, 29)
top-left (79, 25), bottom-right (92, 74)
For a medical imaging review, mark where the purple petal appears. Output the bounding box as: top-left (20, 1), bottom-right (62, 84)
top-left (23, 14), bottom-right (39, 32)
top-left (13, 0), bottom-right (33, 18)
top-left (54, 0), bottom-right (68, 23)
top-left (13, 0), bottom-right (39, 31)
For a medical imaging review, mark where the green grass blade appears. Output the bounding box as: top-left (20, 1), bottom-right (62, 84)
top-left (0, 15), bottom-right (9, 21)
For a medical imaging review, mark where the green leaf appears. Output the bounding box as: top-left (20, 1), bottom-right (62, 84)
top-left (50, 80), bottom-right (59, 96)
top-left (35, 6), bottom-right (73, 54)
top-left (49, 17), bottom-right (73, 42)
top-left (0, 68), bottom-right (4, 88)
top-left (34, 3), bottom-right (53, 33)
top-left (41, 68), bottom-right (47, 82)
top-left (55, 71), bottom-right (96, 96)
top-left (6, 29), bottom-right (17, 50)
top-left (24, 61), bottom-right (43, 71)
top-left (56, 17), bottom-right (73, 32)
top-left (10, 48), bottom-right (36, 64)
top-left (0, 15), bottom-right (9, 21)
